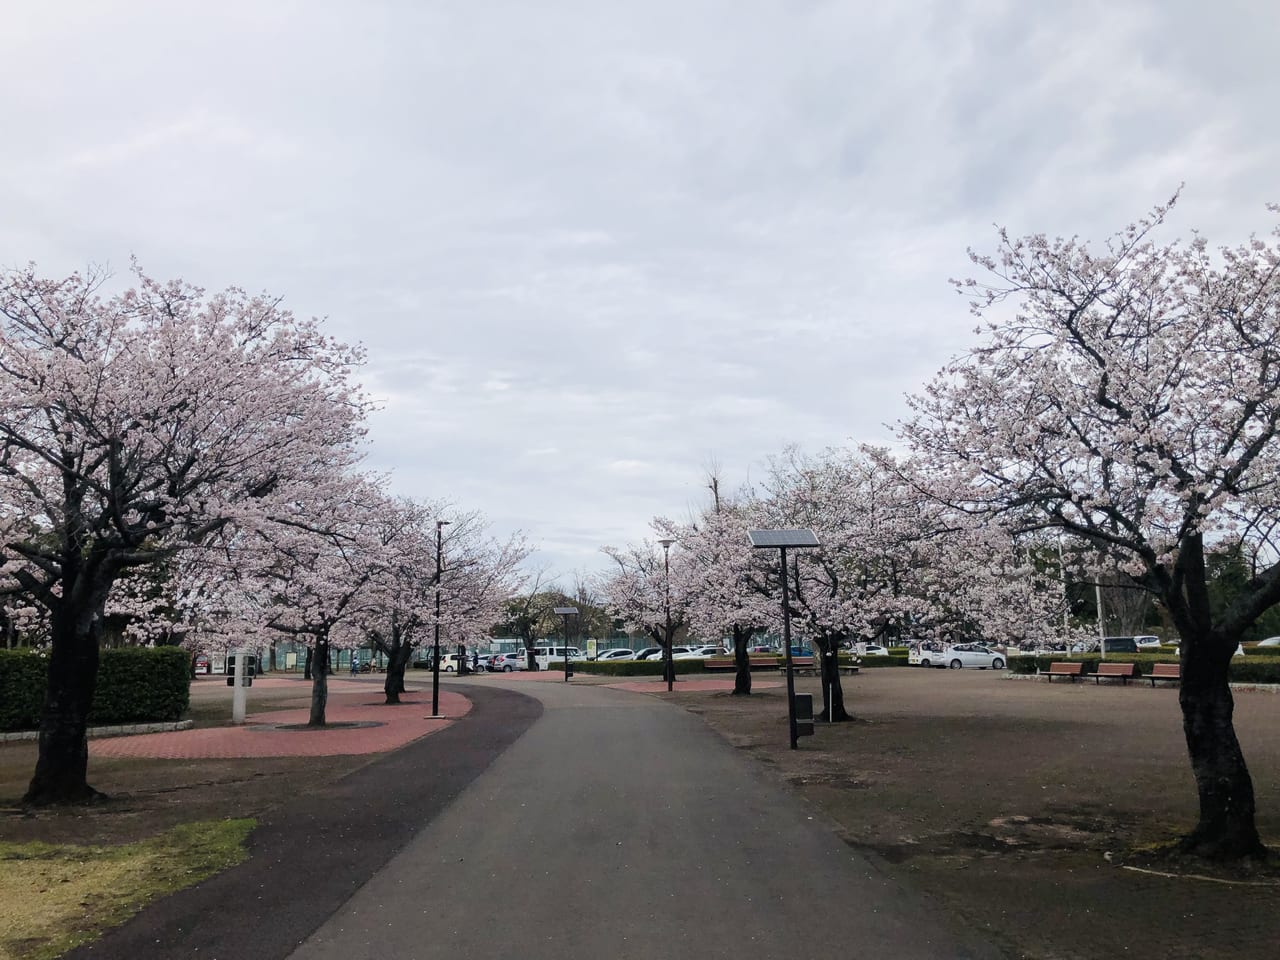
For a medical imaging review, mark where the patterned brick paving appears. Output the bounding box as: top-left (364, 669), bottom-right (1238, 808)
top-left (89, 688), bottom-right (471, 760)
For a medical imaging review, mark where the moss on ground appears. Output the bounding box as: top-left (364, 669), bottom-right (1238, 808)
top-left (0, 818), bottom-right (254, 960)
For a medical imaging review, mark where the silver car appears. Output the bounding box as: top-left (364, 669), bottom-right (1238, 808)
top-left (491, 652), bottom-right (528, 672)
top-left (941, 643), bottom-right (1006, 670)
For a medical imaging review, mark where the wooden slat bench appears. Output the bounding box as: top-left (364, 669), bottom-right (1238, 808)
top-left (1147, 663), bottom-right (1181, 686)
top-left (1093, 662), bottom-right (1137, 685)
top-left (704, 656), bottom-right (779, 672)
top-left (1044, 661), bottom-right (1083, 682)
top-left (787, 655), bottom-right (817, 676)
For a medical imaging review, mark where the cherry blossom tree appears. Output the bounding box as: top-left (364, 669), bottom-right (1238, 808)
top-left (901, 198), bottom-right (1280, 859)
top-left (760, 447), bottom-right (1070, 721)
top-left (600, 525), bottom-right (692, 684)
top-left (679, 498), bottom-right (775, 695)
top-left (243, 476), bottom-right (394, 725)
top-left (0, 265), bottom-right (367, 804)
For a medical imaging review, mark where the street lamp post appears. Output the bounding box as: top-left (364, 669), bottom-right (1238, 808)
top-left (553, 606), bottom-right (578, 681)
top-left (659, 538), bottom-right (675, 692)
top-left (749, 529), bottom-right (821, 749)
top-left (430, 518), bottom-right (451, 719)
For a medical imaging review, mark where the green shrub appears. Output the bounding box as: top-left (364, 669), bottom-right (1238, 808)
top-left (0, 649), bottom-right (49, 731)
top-left (1229, 658), bottom-right (1280, 683)
top-left (1243, 645), bottom-right (1280, 657)
top-left (569, 659), bottom-right (711, 677)
top-left (857, 654), bottom-right (908, 668)
top-left (91, 646), bottom-right (191, 724)
top-left (0, 646), bottom-right (191, 731)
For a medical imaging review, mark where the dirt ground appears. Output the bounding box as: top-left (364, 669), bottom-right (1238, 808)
top-left (677, 668), bottom-right (1280, 960)
top-left (3, 670), bottom-right (1279, 960)
top-left (0, 679), bottom-right (374, 846)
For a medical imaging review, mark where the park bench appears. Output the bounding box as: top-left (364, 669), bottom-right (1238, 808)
top-left (773, 655), bottom-right (859, 676)
top-left (704, 656), bottom-right (780, 672)
top-left (787, 656), bottom-right (817, 676)
top-left (1043, 661), bottom-right (1083, 682)
top-left (1092, 662), bottom-right (1137, 685)
top-left (1147, 663), bottom-right (1181, 687)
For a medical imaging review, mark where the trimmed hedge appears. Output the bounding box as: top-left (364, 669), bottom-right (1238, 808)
top-left (857, 654), bottom-right (910, 668)
top-left (560, 659), bottom-right (708, 677)
top-left (0, 649), bottom-right (48, 732)
top-left (0, 646), bottom-right (191, 731)
top-left (1243, 645), bottom-right (1280, 657)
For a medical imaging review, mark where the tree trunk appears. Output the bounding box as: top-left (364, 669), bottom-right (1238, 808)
top-left (24, 607), bottom-right (104, 806)
top-left (732, 625), bottom-right (752, 696)
top-left (303, 647), bottom-right (313, 680)
top-left (816, 638), bottom-right (851, 723)
top-left (1178, 635), bottom-right (1265, 859)
top-left (309, 638), bottom-right (329, 726)
top-left (383, 643), bottom-right (411, 704)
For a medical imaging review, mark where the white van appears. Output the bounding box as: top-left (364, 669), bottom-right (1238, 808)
top-left (532, 646), bottom-right (584, 669)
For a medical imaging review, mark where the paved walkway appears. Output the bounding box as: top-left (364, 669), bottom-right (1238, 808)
top-left (285, 677), bottom-right (996, 960)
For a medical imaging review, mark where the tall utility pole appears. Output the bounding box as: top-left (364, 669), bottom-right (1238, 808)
top-left (659, 538), bottom-right (675, 692)
top-left (430, 518), bottom-right (450, 718)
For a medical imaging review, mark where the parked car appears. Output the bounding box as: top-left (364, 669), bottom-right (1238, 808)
top-left (194, 654), bottom-right (211, 675)
top-left (907, 641), bottom-right (947, 667)
top-left (1100, 637), bottom-right (1140, 654)
top-left (857, 643), bottom-right (890, 657)
top-left (633, 647), bottom-right (663, 660)
top-left (1257, 637), bottom-right (1280, 648)
top-left (940, 643), bottom-right (1007, 670)
top-left (491, 652), bottom-right (528, 672)
top-left (1134, 635), bottom-right (1162, 649)
top-left (594, 648), bottom-right (635, 661)
top-left (674, 645), bottom-right (725, 659)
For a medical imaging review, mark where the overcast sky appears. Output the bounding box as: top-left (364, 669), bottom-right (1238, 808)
top-left (3, 1), bottom-right (1278, 581)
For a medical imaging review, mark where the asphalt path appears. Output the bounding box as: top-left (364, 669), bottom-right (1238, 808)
top-left (286, 678), bottom-right (999, 960)
top-left (64, 685), bottom-right (543, 960)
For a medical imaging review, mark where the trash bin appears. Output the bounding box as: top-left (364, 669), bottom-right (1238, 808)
top-left (793, 693), bottom-right (815, 737)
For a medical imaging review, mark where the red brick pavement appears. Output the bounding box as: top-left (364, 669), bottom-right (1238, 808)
top-left (89, 687), bottom-right (471, 760)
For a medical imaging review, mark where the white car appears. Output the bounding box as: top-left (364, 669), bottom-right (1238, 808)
top-left (594, 648), bottom-right (635, 661)
top-left (857, 643), bottom-right (891, 657)
top-left (908, 642), bottom-right (947, 667)
top-left (1134, 635), bottom-right (1163, 649)
top-left (674, 645), bottom-right (725, 660)
top-left (940, 643), bottom-right (1007, 670)
top-left (1256, 637), bottom-right (1280, 648)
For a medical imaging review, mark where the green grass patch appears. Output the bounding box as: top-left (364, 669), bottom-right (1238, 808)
top-left (0, 818), bottom-right (255, 960)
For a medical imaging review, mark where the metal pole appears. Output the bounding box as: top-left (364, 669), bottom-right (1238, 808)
top-left (663, 541), bottom-right (673, 692)
top-left (430, 519), bottom-right (448, 718)
top-left (563, 613), bottom-right (571, 682)
top-left (1095, 578), bottom-right (1106, 661)
top-left (780, 547), bottom-right (798, 749)
top-left (232, 647), bottom-right (247, 724)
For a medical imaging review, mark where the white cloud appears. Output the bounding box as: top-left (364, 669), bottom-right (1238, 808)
top-left (2, 0), bottom-right (1278, 578)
